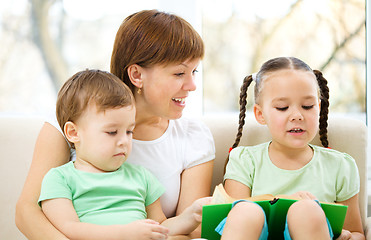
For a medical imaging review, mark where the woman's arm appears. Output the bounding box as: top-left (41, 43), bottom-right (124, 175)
top-left (148, 197), bottom-right (210, 236)
top-left (336, 194), bottom-right (365, 240)
top-left (176, 161), bottom-right (214, 215)
top-left (15, 123), bottom-right (71, 240)
top-left (176, 161), bottom-right (213, 238)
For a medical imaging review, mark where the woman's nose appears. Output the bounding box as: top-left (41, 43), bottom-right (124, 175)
top-left (183, 75), bottom-right (197, 92)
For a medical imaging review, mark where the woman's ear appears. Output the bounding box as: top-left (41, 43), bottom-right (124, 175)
top-left (254, 104), bottom-right (266, 125)
top-left (127, 64), bottom-right (143, 89)
top-left (64, 121), bottom-right (79, 144)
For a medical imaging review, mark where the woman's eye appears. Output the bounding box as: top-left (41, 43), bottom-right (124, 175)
top-left (106, 131), bottom-right (117, 135)
top-left (276, 107), bottom-right (288, 111)
top-left (302, 105), bottom-right (314, 110)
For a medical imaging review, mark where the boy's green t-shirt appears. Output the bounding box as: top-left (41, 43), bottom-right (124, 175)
top-left (39, 161), bottom-right (165, 225)
top-left (224, 142), bottom-right (359, 202)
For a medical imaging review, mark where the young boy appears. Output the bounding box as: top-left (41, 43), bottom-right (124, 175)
top-left (38, 69), bottom-right (208, 240)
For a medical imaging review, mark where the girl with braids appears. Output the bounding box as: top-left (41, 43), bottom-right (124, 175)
top-left (218, 57), bottom-right (364, 240)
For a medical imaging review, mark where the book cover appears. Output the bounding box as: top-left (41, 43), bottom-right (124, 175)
top-left (201, 184), bottom-right (348, 240)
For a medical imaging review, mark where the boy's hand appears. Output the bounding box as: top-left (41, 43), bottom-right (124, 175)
top-left (190, 197), bottom-right (212, 222)
top-left (125, 219), bottom-right (169, 240)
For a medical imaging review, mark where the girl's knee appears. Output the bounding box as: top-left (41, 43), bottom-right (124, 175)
top-left (287, 199), bottom-right (326, 222)
top-left (228, 201), bottom-right (265, 225)
top-left (287, 199), bottom-right (330, 239)
top-left (221, 202), bottom-right (266, 239)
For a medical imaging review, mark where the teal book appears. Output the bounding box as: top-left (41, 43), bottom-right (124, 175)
top-left (201, 184), bottom-right (348, 240)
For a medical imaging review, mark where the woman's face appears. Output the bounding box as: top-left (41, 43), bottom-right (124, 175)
top-left (136, 58), bottom-right (201, 120)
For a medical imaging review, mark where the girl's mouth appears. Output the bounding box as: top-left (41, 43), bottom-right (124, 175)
top-left (288, 128), bottom-right (304, 133)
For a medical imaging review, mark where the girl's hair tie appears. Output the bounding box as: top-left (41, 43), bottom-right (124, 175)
top-left (229, 147), bottom-right (233, 153)
top-left (251, 72), bottom-right (257, 82)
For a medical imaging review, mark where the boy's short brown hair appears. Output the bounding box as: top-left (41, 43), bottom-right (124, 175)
top-left (56, 69), bottom-right (134, 147)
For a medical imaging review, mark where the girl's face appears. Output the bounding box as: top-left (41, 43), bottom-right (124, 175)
top-left (136, 58), bottom-right (200, 120)
top-left (254, 69), bottom-right (320, 150)
top-left (71, 104), bottom-right (136, 172)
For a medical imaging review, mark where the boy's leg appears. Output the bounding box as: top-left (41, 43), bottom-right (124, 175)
top-left (216, 200), bottom-right (268, 240)
top-left (284, 199), bottom-right (333, 240)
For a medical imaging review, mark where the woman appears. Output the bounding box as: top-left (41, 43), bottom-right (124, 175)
top-left (16, 10), bottom-right (215, 240)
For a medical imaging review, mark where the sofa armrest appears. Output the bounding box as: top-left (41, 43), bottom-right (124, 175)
top-left (365, 217), bottom-right (371, 240)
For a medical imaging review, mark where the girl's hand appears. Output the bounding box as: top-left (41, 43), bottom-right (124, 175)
top-left (125, 219), bottom-right (169, 240)
top-left (291, 191), bottom-right (317, 200)
top-left (336, 229), bottom-right (352, 240)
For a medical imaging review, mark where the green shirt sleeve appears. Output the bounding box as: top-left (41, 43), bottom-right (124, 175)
top-left (142, 167), bottom-right (165, 207)
top-left (38, 167), bottom-right (72, 206)
top-left (224, 146), bottom-right (255, 189)
top-left (335, 152), bottom-right (360, 202)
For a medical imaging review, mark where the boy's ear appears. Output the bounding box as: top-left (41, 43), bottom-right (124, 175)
top-left (254, 104), bottom-right (266, 125)
top-left (64, 121), bottom-right (79, 144)
top-left (127, 64), bottom-right (143, 88)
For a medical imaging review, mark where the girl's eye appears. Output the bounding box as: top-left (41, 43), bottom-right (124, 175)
top-left (126, 130), bottom-right (134, 135)
top-left (106, 131), bottom-right (117, 136)
top-left (175, 72), bottom-right (185, 77)
top-left (302, 105), bottom-right (314, 110)
top-left (192, 69), bottom-right (199, 74)
top-left (276, 107), bottom-right (288, 111)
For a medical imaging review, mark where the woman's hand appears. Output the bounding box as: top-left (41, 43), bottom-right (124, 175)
top-left (189, 197), bottom-right (212, 222)
top-left (336, 229), bottom-right (352, 240)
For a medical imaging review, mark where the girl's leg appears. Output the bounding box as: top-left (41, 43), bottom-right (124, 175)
top-left (220, 201), bottom-right (266, 240)
top-left (285, 199), bottom-right (331, 240)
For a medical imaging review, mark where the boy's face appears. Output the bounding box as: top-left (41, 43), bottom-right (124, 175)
top-left (72, 103), bottom-right (136, 172)
top-left (254, 69), bottom-right (320, 151)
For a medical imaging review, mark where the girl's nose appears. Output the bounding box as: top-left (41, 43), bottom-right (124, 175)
top-left (290, 109), bottom-right (304, 121)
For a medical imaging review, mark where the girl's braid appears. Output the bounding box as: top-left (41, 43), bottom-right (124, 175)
top-left (224, 75), bottom-right (253, 172)
top-left (313, 70), bottom-right (330, 148)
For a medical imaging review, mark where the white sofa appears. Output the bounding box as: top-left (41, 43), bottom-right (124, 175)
top-left (0, 114), bottom-right (369, 239)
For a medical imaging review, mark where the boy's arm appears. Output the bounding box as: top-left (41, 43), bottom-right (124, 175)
top-left (337, 194), bottom-right (365, 240)
top-left (147, 197), bottom-right (211, 236)
top-left (42, 198), bottom-right (169, 240)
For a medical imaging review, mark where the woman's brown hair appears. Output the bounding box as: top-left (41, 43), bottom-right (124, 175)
top-left (110, 9), bottom-right (204, 93)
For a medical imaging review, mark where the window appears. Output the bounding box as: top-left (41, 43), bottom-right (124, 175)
top-left (0, 0), bottom-right (368, 201)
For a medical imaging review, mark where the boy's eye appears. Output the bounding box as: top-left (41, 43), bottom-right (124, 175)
top-left (302, 105), bottom-right (314, 110)
top-left (106, 131), bottom-right (117, 135)
top-left (276, 107), bottom-right (288, 111)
